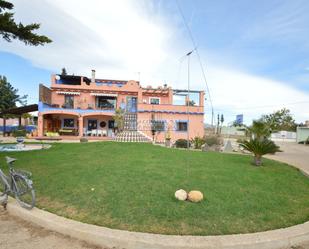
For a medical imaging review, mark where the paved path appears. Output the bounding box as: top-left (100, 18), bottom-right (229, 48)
top-left (0, 208), bottom-right (105, 249)
top-left (266, 142), bottom-right (309, 174)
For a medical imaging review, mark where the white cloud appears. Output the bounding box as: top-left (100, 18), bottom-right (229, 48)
top-left (0, 0), bottom-right (172, 79)
top-left (1, 0), bottom-right (309, 124)
top-left (241, 0), bottom-right (309, 47)
top-left (204, 66), bottom-right (309, 124)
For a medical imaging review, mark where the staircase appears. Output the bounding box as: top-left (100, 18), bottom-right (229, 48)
top-left (114, 131), bottom-right (152, 142)
top-left (123, 113), bottom-right (137, 130)
top-left (114, 113), bottom-right (152, 143)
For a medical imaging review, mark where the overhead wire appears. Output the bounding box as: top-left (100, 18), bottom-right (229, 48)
top-left (175, 0), bottom-right (215, 126)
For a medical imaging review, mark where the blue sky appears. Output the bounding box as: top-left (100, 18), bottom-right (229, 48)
top-left (1, 0), bottom-right (309, 123)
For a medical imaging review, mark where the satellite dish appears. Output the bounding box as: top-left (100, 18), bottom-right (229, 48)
top-left (55, 75), bottom-right (60, 80)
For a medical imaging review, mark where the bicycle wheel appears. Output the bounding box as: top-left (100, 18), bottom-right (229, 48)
top-left (13, 175), bottom-right (35, 210)
top-left (0, 177), bottom-right (8, 207)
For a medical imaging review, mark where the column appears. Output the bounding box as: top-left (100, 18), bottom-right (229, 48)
top-left (38, 114), bottom-right (43, 137)
top-left (18, 115), bottom-right (22, 128)
top-left (3, 117), bottom-right (6, 137)
top-left (199, 91), bottom-right (205, 106)
top-left (78, 116), bottom-right (83, 137)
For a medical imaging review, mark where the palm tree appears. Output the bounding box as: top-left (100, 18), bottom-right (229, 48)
top-left (113, 108), bottom-right (124, 132)
top-left (245, 120), bottom-right (271, 140)
top-left (240, 139), bottom-right (281, 166)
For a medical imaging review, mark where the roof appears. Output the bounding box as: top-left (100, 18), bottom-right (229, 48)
top-left (0, 104), bottom-right (38, 117)
top-left (56, 75), bottom-right (91, 85)
top-left (95, 79), bottom-right (127, 84)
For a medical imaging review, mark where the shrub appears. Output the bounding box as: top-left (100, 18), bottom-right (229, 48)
top-left (236, 138), bottom-right (245, 144)
top-left (305, 137), bottom-right (309, 145)
top-left (191, 136), bottom-right (205, 149)
top-left (204, 136), bottom-right (221, 146)
top-left (46, 132), bottom-right (60, 137)
top-left (175, 139), bottom-right (190, 148)
top-left (80, 137), bottom-right (88, 143)
top-left (12, 129), bottom-right (27, 137)
top-left (240, 139), bottom-right (281, 166)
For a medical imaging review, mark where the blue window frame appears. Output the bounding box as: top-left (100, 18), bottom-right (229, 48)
top-left (176, 121), bottom-right (188, 132)
top-left (151, 120), bottom-right (165, 131)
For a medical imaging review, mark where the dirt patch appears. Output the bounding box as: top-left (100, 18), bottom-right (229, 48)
top-left (37, 196), bottom-right (88, 220)
top-left (0, 207), bottom-right (106, 249)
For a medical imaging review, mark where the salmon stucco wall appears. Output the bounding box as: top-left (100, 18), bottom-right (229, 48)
top-left (137, 112), bottom-right (204, 143)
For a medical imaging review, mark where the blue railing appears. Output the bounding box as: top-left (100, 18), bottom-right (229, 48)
top-left (0, 125), bottom-right (37, 132)
top-left (38, 102), bottom-right (115, 114)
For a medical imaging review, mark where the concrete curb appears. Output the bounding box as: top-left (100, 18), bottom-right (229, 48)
top-left (6, 198), bottom-right (309, 249)
top-left (265, 155), bottom-right (309, 178)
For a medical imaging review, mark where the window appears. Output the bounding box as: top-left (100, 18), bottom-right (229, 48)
top-left (96, 96), bottom-right (116, 109)
top-left (64, 95), bottom-right (74, 108)
top-left (100, 121), bottom-right (107, 128)
top-left (63, 118), bottom-right (75, 128)
top-left (88, 120), bottom-right (97, 130)
top-left (150, 97), bottom-right (160, 105)
top-left (108, 120), bottom-right (115, 129)
top-left (151, 120), bottom-right (165, 131)
top-left (176, 121), bottom-right (188, 132)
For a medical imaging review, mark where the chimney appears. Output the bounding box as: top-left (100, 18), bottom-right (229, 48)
top-left (91, 69), bottom-right (96, 83)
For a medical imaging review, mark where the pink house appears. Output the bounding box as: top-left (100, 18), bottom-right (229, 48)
top-left (38, 71), bottom-right (205, 142)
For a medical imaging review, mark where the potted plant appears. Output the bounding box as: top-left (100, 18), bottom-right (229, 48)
top-left (12, 128), bottom-right (27, 146)
top-left (165, 128), bottom-right (171, 147)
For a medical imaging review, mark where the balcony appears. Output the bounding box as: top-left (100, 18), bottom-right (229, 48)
top-left (137, 103), bottom-right (204, 115)
top-left (38, 102), bottom-right (115, 115)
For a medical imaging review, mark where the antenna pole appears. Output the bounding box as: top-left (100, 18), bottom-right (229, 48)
top-left (186, 50), bottom-right (193, 150)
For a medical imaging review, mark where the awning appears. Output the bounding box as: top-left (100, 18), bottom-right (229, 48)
top-left (90, 93), bottom-right (118, 97)
top-left (56, 91), bottom-right (80, 95)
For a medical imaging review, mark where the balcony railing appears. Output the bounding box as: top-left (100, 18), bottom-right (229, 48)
top-left (38, 102), bottom-right (115, 114)
top-left (137, 103), bottom-right (204, 114)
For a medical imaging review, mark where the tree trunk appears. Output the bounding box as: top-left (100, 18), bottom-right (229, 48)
top-left (254, 155), bottom-right (262, 166)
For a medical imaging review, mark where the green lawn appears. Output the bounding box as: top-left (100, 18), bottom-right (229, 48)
top-left (1, 142), bottom-right (309, 235)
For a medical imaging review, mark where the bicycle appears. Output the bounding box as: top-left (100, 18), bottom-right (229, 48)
top-left (0, 156), bottom-right (35, 210)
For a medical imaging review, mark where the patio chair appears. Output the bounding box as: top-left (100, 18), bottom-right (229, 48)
top-left (97, 130), bottom-right (103, 137)
top-left (84, 128), bottom-right (92, 136)
top-left (91, 129), bottom-right (97, 136)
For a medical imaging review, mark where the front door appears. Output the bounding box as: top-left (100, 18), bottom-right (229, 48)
top-left (88, 119), bottom-right (97, 130)
top-left (126, 97), bottom-right (137, 113)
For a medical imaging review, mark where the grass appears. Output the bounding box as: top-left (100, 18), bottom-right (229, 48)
top-left (1, 142), bottom-right (309, 235)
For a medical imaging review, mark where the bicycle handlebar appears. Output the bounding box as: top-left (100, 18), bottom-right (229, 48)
top-left (5, 156), bottom-right (17, 165)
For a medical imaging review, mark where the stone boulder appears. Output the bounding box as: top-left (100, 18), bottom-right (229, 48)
top-left (202, 143), bottom-right (221, 152)
top-left (201, 143), bottom-right (210, 152)
top-left (188, 190), bottom-right (203, 202)
top-left (175, 189), bottom-right (187, 201)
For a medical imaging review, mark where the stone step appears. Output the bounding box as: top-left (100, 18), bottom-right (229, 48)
top-left (114, 131), bottom-right (151, 143)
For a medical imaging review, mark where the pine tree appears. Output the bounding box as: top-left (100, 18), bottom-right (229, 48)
top-left (217, 114), bottom-right (220, 134)
top-left (0, 75), bottom-right (27, 112)
top-left (220, 114), bottom-right (224, 125)
top-left (0, 0), bottom-right (52, 46)
top-left (220, 114), bottom-right (224, 134)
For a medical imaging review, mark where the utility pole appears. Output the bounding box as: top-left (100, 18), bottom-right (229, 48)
top-left (186, 50), bottom-right (194, 149)
top-left (135, 72), bottom-right (141, 83)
